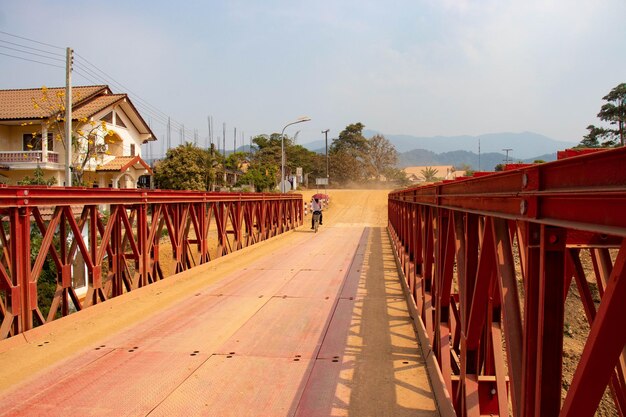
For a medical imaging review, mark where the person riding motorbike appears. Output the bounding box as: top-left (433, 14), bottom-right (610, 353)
top-left (311, 198), bottom-right (323, 229)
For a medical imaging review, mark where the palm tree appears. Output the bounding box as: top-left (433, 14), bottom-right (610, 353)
top-left (420, 166), bottom-right (438, 182)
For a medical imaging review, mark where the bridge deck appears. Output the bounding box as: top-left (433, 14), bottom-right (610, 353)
top-left (0, 191), bottom-right (439, 417)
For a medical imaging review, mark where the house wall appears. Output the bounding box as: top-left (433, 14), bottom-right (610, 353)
top-left (0, 125), bottom-right (10, 149)
top-left (0, 94), bottom-right (153, 188)
top-left (0, 122), bottom-right (61, 152)
top-left (0, 168), bottom-right (62, 185)
top-left (92, 105), bottom-right (143, 158)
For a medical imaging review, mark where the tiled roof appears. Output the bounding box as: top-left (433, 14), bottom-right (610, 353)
top-left (97, 156), bottom-right (153, 174)
top-left (1, 84), bottom-right (157, 143)
top-left (97, 156), bottom-right (138, 171)
top-left (0, 85), bottom-right (108, 120)
top-left (36, 205), bottom-right (84, 221)
top-left (73, 94), bottom-right (125, 119)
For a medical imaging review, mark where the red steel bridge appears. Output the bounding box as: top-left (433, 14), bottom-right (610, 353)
top-left (0, 146), bottom-right (624, 416)
top-left (0, 189), bottom-right (302, 337)
top-left (389, 146), bottom-right (626, 417)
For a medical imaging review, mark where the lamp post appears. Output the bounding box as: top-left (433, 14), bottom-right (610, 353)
top-left (280, 116), bottom-right (311, 193)
top-left (322, 129), bottom-right (329, 179)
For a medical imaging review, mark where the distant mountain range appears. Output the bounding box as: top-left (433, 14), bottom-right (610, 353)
top-left (397, 149), bottom-right (556, 171)
top-left (300, 130), bottom-right (578, 171)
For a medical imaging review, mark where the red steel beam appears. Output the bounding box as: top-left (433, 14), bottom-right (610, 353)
top-left (388, 147), bottom-right (626, 417)
top-left (560, 242), bottom-right (626, 417)
top-left (0, 189), bottom-right (302, 340)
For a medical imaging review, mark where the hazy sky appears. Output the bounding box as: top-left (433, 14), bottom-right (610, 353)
top-left (1, 0), bottom-right (625, 157)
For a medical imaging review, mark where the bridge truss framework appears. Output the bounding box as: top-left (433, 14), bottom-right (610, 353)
top-left (388, 147), bottom-right (626, 417)
top-left (0, 189), bottom-right (302, 340)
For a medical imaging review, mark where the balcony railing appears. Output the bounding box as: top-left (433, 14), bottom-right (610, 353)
top-left (0, 151), bottom-right (59, 164)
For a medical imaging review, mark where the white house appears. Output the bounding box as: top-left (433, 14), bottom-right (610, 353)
top-left (0, 85), bottom-right (156, 187)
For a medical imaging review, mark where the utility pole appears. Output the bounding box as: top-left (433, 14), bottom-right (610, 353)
top-left (222, 122), bottom-right (227, 185)
top-left (478, 138), bottom-right (481, 171)
top-left (322, 129), bottom-right (330, 180)
top-left (233, 127), bottom-right (237, 154)
top-left (194, 129), bottom-right (198, 146)
top-left (503, 148), bottom-right (513, 165)
top-left (65, 47), bottom-right (73, 186)
top-left (207, 116), bottom-right (213, 148)
top-left (167, 117), bottom-right (171, 150)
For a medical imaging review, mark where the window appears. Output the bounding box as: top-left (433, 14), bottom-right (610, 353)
top-left (130, 144), bottom-right (136, 156)
top-left (102, 112), bottom-right (113, 123)
top-left (23, 133), bottom-right (53, 151)
top-left (103, 110), bottom-right (127, 128)
top-left (116, 114), bottom-right (127, 128)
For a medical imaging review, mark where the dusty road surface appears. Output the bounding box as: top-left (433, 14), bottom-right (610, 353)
top-left (0, 189), bottom-right (439, 417)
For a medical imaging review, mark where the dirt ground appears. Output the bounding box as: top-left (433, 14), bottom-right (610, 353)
top-left (156, 188), bottom-right (392, 277)
top-left (561, 250), bottom-right (617, 416)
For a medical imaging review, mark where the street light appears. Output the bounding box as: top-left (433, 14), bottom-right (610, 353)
top-left (322, 129), bottom-right (329, 180)
top-left (280, 116), bottom-right (311, 193)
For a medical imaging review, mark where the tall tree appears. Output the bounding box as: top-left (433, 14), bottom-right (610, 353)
top-left (598, 83), bottom-right (626, 146)
top-left (250, 134), bottom-right (282, 186)
top-left (246, 133), bottom-right (324, 189)
top-left (577, 124), bottom-right (611, 148)
top-left (330, 123), bottom-right (369, 183)
top-left (578, 83), bottom-right (626, 148)
top-left (154, 143), bottom-right (221, 190)
top-left (366, 134), bottom-right (398, 180)
top-left (330, 122), bottom-right (368, 155)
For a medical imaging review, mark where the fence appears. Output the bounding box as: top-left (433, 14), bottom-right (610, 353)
top-left (388, 147), bottom-right (626, 417)
top-left (0, 187), bottom-right (302, 340)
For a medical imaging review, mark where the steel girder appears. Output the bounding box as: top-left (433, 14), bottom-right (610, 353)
top-left (0, 188), bottom-right (302, 340)
top-left (388, 147), bottom-right (626, 417)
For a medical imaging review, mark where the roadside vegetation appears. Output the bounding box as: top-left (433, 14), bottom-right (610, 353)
top-left (154, 122), bottom-right (408, 191)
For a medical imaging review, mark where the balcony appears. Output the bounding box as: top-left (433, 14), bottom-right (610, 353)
top-left (0, 151), bottom-right (59, 164)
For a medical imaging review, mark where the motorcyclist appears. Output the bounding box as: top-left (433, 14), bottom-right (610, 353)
top-left (311, 198), bottom-right (323, 229)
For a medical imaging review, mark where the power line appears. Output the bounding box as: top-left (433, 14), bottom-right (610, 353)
top-left (74, 53), bottom-right (177, 124)
top-left (73, 55), bottom-right (199, 142)
top-left (72, 58), bottom-right (193, 139)
top-left (72, 53), bottom-right (212, 142)
top-left (73, 67), bottom-right (104, 86)
top-left (0, 31), bottom-right (225, 151)
top-left (0, 39), bottom-right (64, 57)
top-left (0, 30), bottom-right (64, 50)
top-left (0, 44), bottom-right (65, 62)
top-left (0, 51), bottom-right (64, 69)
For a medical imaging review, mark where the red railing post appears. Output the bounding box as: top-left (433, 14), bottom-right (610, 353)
top-left (13, 206), bottom-right (32, 332)
top-left (388, 147), bottom-right (626, 417)
top-left (0, 190), bottom-right (302, 341)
